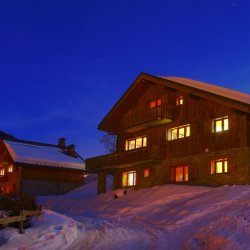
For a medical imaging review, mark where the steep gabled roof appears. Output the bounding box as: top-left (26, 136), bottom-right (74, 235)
top-left (3, 139), bottom-right (85, 170)
top-left (98, 73), bottom-right (250, 132)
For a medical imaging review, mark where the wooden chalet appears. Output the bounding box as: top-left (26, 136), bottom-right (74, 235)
top-left (86, 72), bottom-right (250, 193)
top-left (0, 138), bottom-right (85, 196)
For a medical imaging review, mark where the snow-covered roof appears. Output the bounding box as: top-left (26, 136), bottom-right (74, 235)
top-left (3, 140), bottom-right (85, 170)
top-left (159, 76), bottom-right (250, 105)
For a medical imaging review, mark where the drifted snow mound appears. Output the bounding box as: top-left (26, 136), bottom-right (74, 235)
top-left (0, 209), bottom-right (83, 250)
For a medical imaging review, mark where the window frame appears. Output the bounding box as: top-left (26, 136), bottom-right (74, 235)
top-left (143, 168), bottom-right (152, 178)
top-left (122, 171), bottom-right (136, 187)
top-left (176, 96), bottom-right (184, 106)
top-left (167, 124), bottom-right (191, 141)
top-left (213, 116), bottom-right (229, 133)
top-left (0, 169), bottom-right (5, 177)
top-left (171, 165), bottom-right (189, 182)
top-left (211, 158), bottom-right (228, 174)
top-left (125, 136), bottom-right (147, 151)
top-left (149, 98), bottom-right (162, 109)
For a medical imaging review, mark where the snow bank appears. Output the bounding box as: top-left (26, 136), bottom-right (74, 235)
top-left (0, 209), bottom-right (83, 250)
top-left (38, 175), bottom-right (250, 250)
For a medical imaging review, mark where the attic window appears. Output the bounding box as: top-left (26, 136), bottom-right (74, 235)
top-left (176, 96), bottom-right (184, 106)
top-left (149, 98), bottom-right (161, 108)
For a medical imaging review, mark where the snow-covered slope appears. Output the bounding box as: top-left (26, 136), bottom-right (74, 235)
top-left (37, 175), bottom-right (250, 250)
top-left (2, 175), bottom-right (250, 249)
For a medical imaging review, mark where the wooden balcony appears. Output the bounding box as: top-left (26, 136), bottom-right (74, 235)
top-left (122, 104), bottom-right (175, 132)
top-left (86, 145), bottom-right (165, 171)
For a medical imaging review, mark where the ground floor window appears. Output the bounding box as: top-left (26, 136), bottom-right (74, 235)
top-left (175, 166), bottom-right (189, 182)
top-left (211, 158), bottom-right (228, 174)
top-left (122, 171), bottom-right (136, 187)
top-left (143, 168), bottom-right (152, 178)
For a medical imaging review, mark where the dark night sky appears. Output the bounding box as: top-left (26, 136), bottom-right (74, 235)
top-left (0, 0), bottom-right (250, 158)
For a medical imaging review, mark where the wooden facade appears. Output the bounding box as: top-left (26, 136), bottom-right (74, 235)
top-left (0, 139), bottom-right (85, 196)
top-left (86, 73), bottom-right (250, 193)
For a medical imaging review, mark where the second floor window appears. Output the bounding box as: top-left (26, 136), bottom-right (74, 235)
top-left (125, 136), bottom-right (147, 151)
top-left (213, 116), bottom-right (229, 132)
top-left (167, 124), bottom-right (190, 141)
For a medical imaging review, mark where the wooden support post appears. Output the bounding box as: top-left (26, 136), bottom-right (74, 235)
top-left (19, 210), bottom-right (24, 234)
top-left (97, 172), bottom-right (106, 194)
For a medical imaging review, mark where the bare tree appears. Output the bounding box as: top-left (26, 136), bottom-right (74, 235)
top-left (100, 132), bottom-right (117, 153)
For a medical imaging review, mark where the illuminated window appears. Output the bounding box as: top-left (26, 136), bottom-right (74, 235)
top-left (176, 96), bottom-right (184, 106)
top-left (213, 116), bottom-right (229, 132)
top-left (211, 158), bottom-right (228, 174)
top-left (135, 138), bottom-right (142, 148)
top-left (143, 168), bottom-right (151, 177)
top-left (8, 165), bottom-right (13, 173)
top-left (167, 125), bottom-right (190, 140)
top-left (122, 171), bottom-right (136, 187)
top-left (0, 169), bottom-right (5, 176)
top-left (175, 166), bottom-right (188, 182)
top-left (149, 98), bottom-right (161, 109)
top-left (125, 136), bottom-right (147, 151)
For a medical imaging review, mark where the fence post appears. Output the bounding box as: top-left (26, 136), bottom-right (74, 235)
top-left (19, 210), bottom-right (24, 234)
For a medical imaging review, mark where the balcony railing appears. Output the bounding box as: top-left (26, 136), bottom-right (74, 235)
top-left (122, 104), bottom-right (175, 129)
top-left (86, 145), bottom-right (165, 171)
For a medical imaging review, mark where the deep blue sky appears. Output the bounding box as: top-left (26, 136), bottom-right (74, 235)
top-left (0, 0), bottom-right (250, 158)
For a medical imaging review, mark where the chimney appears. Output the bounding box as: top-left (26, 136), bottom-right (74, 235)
top-left (67, 144), bottom-right (76, 157)
top-left (58, 137), bottom-right (66, 148)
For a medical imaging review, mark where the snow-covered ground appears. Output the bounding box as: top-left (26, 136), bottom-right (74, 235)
top-left (2, 174), bottom-right (250, 249)
top-left (0, 209), bottom-right (83, 250)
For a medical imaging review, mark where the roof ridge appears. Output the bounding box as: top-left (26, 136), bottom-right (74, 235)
top-left (3, 138), bottom-right (57, 148)
top-left (162, 76), bottom-right (250, 95)
top-left (159, 76), bottom-right (250, 105)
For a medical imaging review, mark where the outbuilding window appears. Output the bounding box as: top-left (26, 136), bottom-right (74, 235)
top-left (0, 169), bottom-right (5, 177)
